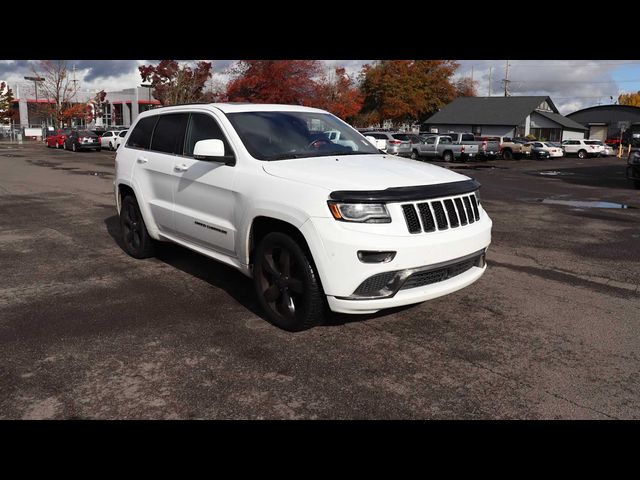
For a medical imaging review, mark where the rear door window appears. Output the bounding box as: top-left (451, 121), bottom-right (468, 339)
top-left (149, 113), bottom-right (189, 155)
top-left (127, 116), bottom-right (158, 150)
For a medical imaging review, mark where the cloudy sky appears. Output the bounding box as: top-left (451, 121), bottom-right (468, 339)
top-left (2, 60), bottom-right (639, 114)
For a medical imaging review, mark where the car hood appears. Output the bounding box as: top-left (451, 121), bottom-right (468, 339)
top-left (262, 154), bottom-right (471, 192)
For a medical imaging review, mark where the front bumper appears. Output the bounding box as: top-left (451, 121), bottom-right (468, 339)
top-left (327, 263), bottom-right (487, 314)
top-left (301, 208), bottom-right (492, 313)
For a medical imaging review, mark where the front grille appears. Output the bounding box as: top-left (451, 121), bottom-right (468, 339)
top-left (401, 192), bottom-right (480, 234)
top-left (399, 254), bottom-right (481, 291)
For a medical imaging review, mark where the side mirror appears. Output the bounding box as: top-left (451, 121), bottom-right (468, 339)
top-left (193, 139), bottom-right (235, 166)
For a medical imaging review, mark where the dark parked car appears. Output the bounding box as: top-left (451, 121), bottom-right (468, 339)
top-left (63, 130), bottom-right (101, 152)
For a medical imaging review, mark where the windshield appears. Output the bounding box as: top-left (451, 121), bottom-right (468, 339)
top-left (226, 111), bottom-right (379, 161)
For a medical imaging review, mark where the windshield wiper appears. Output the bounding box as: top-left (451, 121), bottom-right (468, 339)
top-left (266, 153), bottom-right (313, 161)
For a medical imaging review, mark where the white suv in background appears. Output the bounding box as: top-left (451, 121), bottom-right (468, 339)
top-left (101, 130), bottom-right (121, 150)
top-left (114, 104), bottom-right (492, 331)
top-left (561, 139), bottom-right (603, 158)
top-left (113, 129), bottom-right (128, 150)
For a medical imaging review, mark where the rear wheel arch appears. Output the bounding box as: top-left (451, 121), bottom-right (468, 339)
top-left (117, 183), bottom-right (136, 207)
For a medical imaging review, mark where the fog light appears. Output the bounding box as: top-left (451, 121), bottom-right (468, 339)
top-left (357, 251), bottom-right (396, 263)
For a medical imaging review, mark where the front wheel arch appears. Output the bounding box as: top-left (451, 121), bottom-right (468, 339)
top-left (248, 216), bottom-right (314, 270)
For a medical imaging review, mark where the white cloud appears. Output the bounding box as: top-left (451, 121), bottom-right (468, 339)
top-left (3, 60), bottom-right (637, 114)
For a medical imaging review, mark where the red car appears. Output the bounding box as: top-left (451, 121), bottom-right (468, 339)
top-left (45, 128), bottom-right (71, 149)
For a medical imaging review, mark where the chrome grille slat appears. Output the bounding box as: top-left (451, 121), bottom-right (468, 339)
top-left (431, 201), bottom-right (449, 230)
top-left (401, 204), bottom-right (421, 234)
top-left (417, 202), bottom-right (436, 232)
top-left (463, 196), bottom-right (475, 224)
top-left (454, 198), bottom-right (468, 225)
top-left (470, 194), bottom-right (480, 221)
top-left (401, 192), bottom-right (481, 234)
top-left (443, 199), bottom-right (459, 228)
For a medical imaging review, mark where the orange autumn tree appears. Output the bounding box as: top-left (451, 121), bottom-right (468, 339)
top-left (311, 67), bottom-right (363, 121)
top-left (226, 60), bottom-right (322, 105)
top-left (618, 91), bottom-right (640, 107)
top-left (359, 60), bottom-right (461, 126)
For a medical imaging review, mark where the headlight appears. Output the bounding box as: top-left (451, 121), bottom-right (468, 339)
top-left (327, 202), bottom-right (391, 223)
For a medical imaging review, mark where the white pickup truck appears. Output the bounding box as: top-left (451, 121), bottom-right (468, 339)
top-left (114, 104), bottom-right (492, 331)
top-left (410, 135), bottom-right (479, 162)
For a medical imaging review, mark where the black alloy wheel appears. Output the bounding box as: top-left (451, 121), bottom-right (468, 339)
top-left (119, 195), bottom-right (155, 259)
top-left (254, 232), bottom-right (324, 331)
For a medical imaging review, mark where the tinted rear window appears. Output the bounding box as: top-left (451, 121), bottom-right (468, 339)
top-left (392, 134), bottom-right (409, 140)
top-left (127, 116), bottom-right (157, 150)
top-left (461, 134), bottom-right (475, 142)
top-left (150, 113), bottom-right (189, 154)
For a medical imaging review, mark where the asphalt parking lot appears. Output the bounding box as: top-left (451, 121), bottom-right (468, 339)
top-left (1, 143), bottom-right (639, 419)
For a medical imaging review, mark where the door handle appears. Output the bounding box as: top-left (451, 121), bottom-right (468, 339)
top-left (136, 157), bottom-right (148, 164)
top-left (174, 163), bottom-right (189, 172)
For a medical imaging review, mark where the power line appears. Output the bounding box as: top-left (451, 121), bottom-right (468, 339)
top-left (463, 61), bottom-right (640, 68)
top-left (509, 79), bottom-right (640, 84)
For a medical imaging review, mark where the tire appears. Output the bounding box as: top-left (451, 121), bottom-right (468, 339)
top-left (254, 232), bottom-right (325, 331)
top-left (72, 142), bottom-right (77, 152)
top-left (109, 142), bottom-right (113, 151)
top-left (62, 141), bottom-right (67, 150)
top-left (96, 147), bottom-right (101, 152)
top-left (502, 149), bottom-right (513, 160)
top-left (577, 149), bottom-right (587, 159)
top-left (119, 195), bottom-right (155, 259)
top-left (443, 151), bottom-right (453, 163)
top-left (56, 142), bottom-right (60, 149)
top-left (634, 180), bottom-right (640, 190)
top-left (410, 150), bottom-right (420, 160)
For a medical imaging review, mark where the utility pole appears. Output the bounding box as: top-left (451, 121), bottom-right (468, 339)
top-left (71, 64), bottom-right (79, 102)
top-left (471, 65), bottom-right (474, 83)
top-left (488, 66), bottom-right (492, 96)
top-left (502, 60), bottom-right (510, 97)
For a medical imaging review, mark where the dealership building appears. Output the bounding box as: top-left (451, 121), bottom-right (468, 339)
top-left (565, 104), bottom-right (640, 142)
top-left (422, 96), bottom-right (588, 141)
top-left (9, 81), bottom-right (161, 129)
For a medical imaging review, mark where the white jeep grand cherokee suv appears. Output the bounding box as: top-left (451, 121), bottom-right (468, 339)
top-left (114, 103), bottom-right (492, 331)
